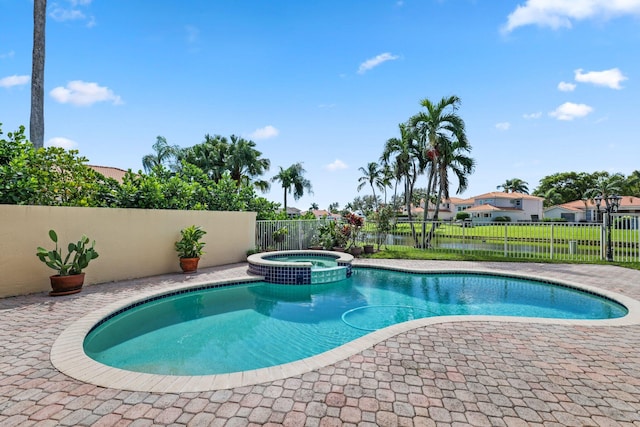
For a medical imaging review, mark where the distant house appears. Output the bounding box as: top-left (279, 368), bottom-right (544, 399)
top-left (306, 209), bottom-right (339, 220)
top-left (401, 192), bottom-right (543, 222)
top-left (544, 196), bottom-right (640, 222)
top-left (453, 192), bottom-right (544, 223)
top-left (87, 165), bottom-right (128, 184)
top-left (280, 207), bottom-right (301, 218)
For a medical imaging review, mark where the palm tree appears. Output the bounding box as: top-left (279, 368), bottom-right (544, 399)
top-left (180, 134), bottom-right (228, 181)
top-left (410, 95), bottom-right (473, 222)
top-left (585, 175), bottom-right (624, 222)
top-left (270, 163), bottom-right (313, 212)
top-left (225, 135), bottom-right (271, 192)
top-left (142, 136), bottom-right (181, 173)
top-left (497, 178), bottom-right (529, 194)
top-left (357, 162), bottom-right (384, 211)
top-left (30, 0), bottom-right (46, 148)
top-left (381, 123), bottom-right (420, 221)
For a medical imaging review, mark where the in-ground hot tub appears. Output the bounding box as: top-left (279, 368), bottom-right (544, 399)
top-left (247, 250), bottom-right (354, 284)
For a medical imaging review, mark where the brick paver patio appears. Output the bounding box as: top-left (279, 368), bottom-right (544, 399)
top-left (1, 260), bottom-right (640, 426)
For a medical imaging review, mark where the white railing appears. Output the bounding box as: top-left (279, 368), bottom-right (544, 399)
top-left (256, 215), bottom-right (640, 262)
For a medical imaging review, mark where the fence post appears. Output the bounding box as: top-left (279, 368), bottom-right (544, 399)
top-left (462, 221), bottom-right (466, 255)
top-left (550, 224), bottom-right (554, 260)
top-left (504, 224), bottom-right (508, 257)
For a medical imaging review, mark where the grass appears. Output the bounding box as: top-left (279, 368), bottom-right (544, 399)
top-left (364, 245), bottom-right (640, 271)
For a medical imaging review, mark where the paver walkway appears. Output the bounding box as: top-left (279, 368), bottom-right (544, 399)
top-left (1, 260), bottom-right (640, 426)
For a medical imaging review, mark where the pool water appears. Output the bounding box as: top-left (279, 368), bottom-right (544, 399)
top-left (84, 268), bottom-right (627, 375)
top-left (267, 255), bottom-right (339, 269)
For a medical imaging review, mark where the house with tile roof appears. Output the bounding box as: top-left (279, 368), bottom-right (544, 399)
top-left (453, 192), bottom-right (544, 223)
top-left (544, 196), bottom-right (640, 222)
top-left (402, 192), bottom-right (544, 222)
top-left (87, 165), bottom-right (129, 183)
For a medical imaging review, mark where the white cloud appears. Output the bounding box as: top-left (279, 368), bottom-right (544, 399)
top-left (50, 0), bottom-right (95, 27)
top-left (549, 102), bottom-right (593, 120)
top-left (502, 0), bottom-right (640, 33)
top-left (574, 68), bottom-right (628, 89)
top-left (557, 81), bottom-right (576, 92)
top-left (46, 137), bottom-right (78, 149)
top-left (325, 159), bottom-right (348, 171)
top-left (50, 80), bottom-right (123, 106)
top-left (523, 112), bottom-right (542, 119)
top-left (50, 6), bottom-right (86, 22)
top-left (249, 125), bottom-right (279, 140)
top-left (358, 52), bottom-right (399, 74)
top-left (495, 122), bottom-right (511, 131)
top-left (0, 75), bottom-right (29, 88)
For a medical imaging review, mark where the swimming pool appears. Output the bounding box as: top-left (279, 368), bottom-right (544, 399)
top-left (83, 267), bottom-right (627, 376)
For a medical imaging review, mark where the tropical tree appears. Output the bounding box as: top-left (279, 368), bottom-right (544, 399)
top-left (270, 163), bottom-right (313, 212)
top-left (584, 174), bottom-right (625, 221)
top-left (410, 95), bottom-right (474, 222)
top-left (497, 178), bottom-right (529, 194)
top-left (142, 136), bottom-right (181, 173)
top-left (225, 135), bottom-right (270, 191)
top-left (30, 0), bottom-right (46, 148)
top-left (309, 202), bottom-right (319, 210)
top-left (356, 162), bottom-right (384, 210)
top-left (381, 123), bottom-right (420, 221)
top-left (533, 171), bottom-right (611, 207)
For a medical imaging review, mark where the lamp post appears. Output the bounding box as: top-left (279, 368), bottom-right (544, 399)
top-left (594, 194), bottom-right (622, 262)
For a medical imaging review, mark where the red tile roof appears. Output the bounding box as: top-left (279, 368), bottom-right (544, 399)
top-left (87, 165), bottom-right (128, 183)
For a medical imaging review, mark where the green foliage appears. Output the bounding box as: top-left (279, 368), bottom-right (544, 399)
top-left (272, 226), bottom-right (288, 242)
top-left (455, 211), bottom-right (470, 220)
top-left (36, 229), bottom-right (99, 276)
top-left (0, 124), bottom-right (279, 217)
top-left (175, 225), bottom-right (207, 258)
top-left (493, 216), bottom-right (511, 223)
top-left (0, 124), bottom-right (119, 207)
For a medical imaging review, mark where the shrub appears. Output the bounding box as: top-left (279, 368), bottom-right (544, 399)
top-left (456, 211), bottom-right (470, 220)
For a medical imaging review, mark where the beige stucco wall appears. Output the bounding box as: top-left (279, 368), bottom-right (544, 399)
top-left (0, 205), bottom-right (256, 297)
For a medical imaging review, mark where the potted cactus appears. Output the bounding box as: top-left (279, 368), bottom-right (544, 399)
top-left (36, 229), bottom-right (99, 296)
top-left (175, 225), bottom-right (206, 273)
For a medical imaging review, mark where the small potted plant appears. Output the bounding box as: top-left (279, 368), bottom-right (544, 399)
top-left (175, 225), bottom-right (206, 273)
top-left (273, 226), bottom-right (288, 244)
top-left (36, 229), bottom-right (99, 296)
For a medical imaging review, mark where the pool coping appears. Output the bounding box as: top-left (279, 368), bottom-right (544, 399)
top-left (50, 264), bottom-right (640, 393)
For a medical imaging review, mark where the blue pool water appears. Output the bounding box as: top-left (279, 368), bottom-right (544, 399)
top-left (84, 268), bottom-right (627, 375)
top-left (267, 255), bottom-right (339, 269)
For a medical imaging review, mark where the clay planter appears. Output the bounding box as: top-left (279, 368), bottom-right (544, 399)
top-left (364, 244), bottom-right (374, 254)
top-left (350, 246), bottom-right (363, 256)
top-left (49, 273), bottom-right (85, 296)
top-left (179, 257), bottom-right (200, 273)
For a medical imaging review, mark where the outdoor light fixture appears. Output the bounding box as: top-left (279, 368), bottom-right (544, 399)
top-left (594, 194), bottom-right (622, 262)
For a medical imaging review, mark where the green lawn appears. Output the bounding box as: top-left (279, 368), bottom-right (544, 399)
top-left (363, 245), bottom-right (640, 271)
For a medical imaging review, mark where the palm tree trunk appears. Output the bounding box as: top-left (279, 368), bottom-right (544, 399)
top-left (30, 0), bottom-right (46, 149)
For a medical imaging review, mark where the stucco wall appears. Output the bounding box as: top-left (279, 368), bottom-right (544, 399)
top-left (0, 205), bottom-right (256, 297)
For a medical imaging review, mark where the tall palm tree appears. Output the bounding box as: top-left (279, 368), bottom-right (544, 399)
top-left (410, 95), bottom-right (473, 222)
top-left (141, 136), bottom-right (181, 173)
top-left (381, 123), bottom-right (420, 221)
top-left (180, 134), bottom-right (228, 181)
top-left (30, 0), bottom-right (46, 148)
top-left (357, 162), bottom-right (384, 211)
top-left (270, 163), bottom-right (313, 212)
top-left (497, 178), bottom-right (529, 194)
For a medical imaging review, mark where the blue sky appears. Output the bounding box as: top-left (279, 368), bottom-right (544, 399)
top-left (1, 0), bottom-right (639, 211)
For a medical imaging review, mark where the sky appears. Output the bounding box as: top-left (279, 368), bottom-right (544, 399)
top-left (1, 0), bottom-right (639, 211)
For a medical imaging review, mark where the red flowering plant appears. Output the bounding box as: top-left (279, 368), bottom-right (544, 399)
top-left (343, 212), bottom-right (364, 249)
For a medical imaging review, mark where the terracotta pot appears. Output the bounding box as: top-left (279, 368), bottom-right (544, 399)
top-left (49, 273), bottom-right (85, 296)
top-left (350, 246), bottom-right (363, 256)
top-left (179, 257), bottom-right (200, 273)
top-left (332, 247), bottom-right (346, 252)
top-left (364, 244), bottom-right (374, 254)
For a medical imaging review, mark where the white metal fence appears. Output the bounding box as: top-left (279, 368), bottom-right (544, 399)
top-left (256, 214), bottom-right (640, 263)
